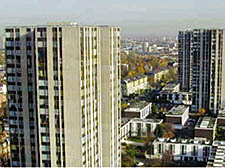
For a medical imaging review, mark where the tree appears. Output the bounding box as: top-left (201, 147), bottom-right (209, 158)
top-left (152, 104), bottom-right (159, 114)
top-left (150, 57), bottom-right (159, 70)
top-left (122, 154), bottom-right (135, 167)
top-left (162, 150), bottom-right (173, 166)
top-left (199, 108), bottom-right (206, 115)
top-left (121, 103), bottom-right (128, 110)
top-left (154, 124), bottom-right (164, 138)
top-left (128, 70), bottom-right (137, 78)
top-left (159, 60), bottom-right (168, 68)
top-left (148, 76), bottom-right (155, 85)
top-left (126, 145), bottom-right (137, 163)
top-left (154, 123), bottom-right (175, 138)
top-left (136, 64), bottom-right (145, 74)
top-left (162, 123), bottom-right (175, 138)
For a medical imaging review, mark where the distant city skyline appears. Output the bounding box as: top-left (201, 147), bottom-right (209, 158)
top-left (1, 0), bottom-right (225, 36)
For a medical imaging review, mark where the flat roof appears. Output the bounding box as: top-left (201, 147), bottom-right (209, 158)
top-left (154, 137), bottom-right (212, 145)
top-left (166, 105), bottom-right (189, 116)
top-left (123, 74), bottom-right (147, 83)
top-left (162, 83), bottom-right (179, 92)
top-left (132, 118), bottom-right (163, 124)
top-left (195, 117), bottom-right (217, 129)
top-left (218, 109), bottom-right (225, 118)
top-left (124, 101), bottom-right (151, 112)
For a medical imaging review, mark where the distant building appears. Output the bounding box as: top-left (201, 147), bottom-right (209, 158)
top-left (151, 138), bottom-right (211, 162)
top-left (194, 117), bottom-right (217, 141)
top-left (165, 105), bottom-right (189, 129)
top-left (142, 42), bottom-right (149, 52)
top-left (147, 68), bottom-right (169, 83)
top-left (123, 101), bottom-right (152, 119)
top-left (121, 118), bottom-right (163, 140)
top-left (122, 75), bottom-right (148, 96)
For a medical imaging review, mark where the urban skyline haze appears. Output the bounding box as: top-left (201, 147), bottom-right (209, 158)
top-left (1, 0), bottom-right (225, 37)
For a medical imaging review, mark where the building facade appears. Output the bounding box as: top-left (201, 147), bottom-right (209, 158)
top-left (122, 75), bottom-right (148, 96)
top-left (121, 118), bottom-right (163, 140)
top-left (178, 29), bottom-right (225, 114)
top-left (165, 105), bottom-right (189, 129)
top-left (5, 23), bottom-right (121, 167)
top-left (151, 138), bottom-right (211, 163)
top-left (123, 101), bottom-right (152, 119)
top-left (178, 30), bottom-right (192, 92)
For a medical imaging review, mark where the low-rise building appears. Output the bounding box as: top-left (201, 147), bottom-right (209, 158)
top-left (122, 75), bottom-right (148, 96)
top-left (207, 141), bottom-right (225, 167)
top-left (158, 83), bottom-right (192, 105)
top-left (121, 118), bottom-right (163, 140)
top-left (159, 91), bottom-right (192, 105)
top-left (147, 68), bottom-right (169, 83)
top-left (162, 83), bottom-right (180, 92)
top-left (151, 138), bottom-right (211, 162)
top-left (217, 109), bottom-right (225, 127)
top-left (165, 105), bottom-right (189, 129)
top-left (194, 117), bottom-right (217, 141)
top-left (123, 101), bottom-right (152, 119)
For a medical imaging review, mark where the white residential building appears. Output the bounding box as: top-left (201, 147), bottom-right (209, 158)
top-left (152, 138), bottom-right (211, 162)
top-left (121, 118), bottom-right (163, 140)
top-left (165, 105), bottom-right (189, 129)
top-left (123, 101), bottom-right (152, 119)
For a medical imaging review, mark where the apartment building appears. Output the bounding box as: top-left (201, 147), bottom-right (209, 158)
top-left (207, 141), bottom-right (225, 167)
top-left (122, 74), bottom-right (148, 96)
top-left (165, 105), bottom-right (189, 129)
top-left (121, 118), bottom-right (162, 140)
top-left (178, 29), bottom-right (225, 114)
top-left (158, 83), bottom-right (192, 105)
top-left (178, 30), bottom-right (192, 92)
top-left (147, 68), bottom-right (169, 83)
top-left (151, 138), bottom-right (211, 162)
top-left (5, 22), bottom-right (121, 167)
top-left (123, 101), bottom-right (152, 119)
top-left (194, 117), bottom-right (217, 141)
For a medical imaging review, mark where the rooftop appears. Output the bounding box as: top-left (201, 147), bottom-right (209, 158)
top-left (121, 117), bottom-right (162, 127)
top-left (123, 74), bottom-right (147, 83)
top-left (146, 68), bottom-right (168, 76)
top-left (154, 137), bottom-right (212, 145)
top-left (195, 117), bottom-right (217, 129)
top-left (218, 109), bottom-right (225, 118)
top-left (124, 101), bottom-right (151, 112)
top-left (121, 118), bottom-right (132, 126)
top-left (162, 83), bottom-right (180, 92)
top-left (166, 105), bottom-right (189, 116)
top-left (132, 118), bottom-right (163, 124)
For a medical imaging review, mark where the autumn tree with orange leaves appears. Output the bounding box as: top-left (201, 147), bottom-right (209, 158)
top-left (199, 108), bottom-right (206, 116)
top-left (155, 123), bottom-right (175, 138)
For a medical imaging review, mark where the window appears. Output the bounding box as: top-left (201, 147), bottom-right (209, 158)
top-left (181, 145), bottom-right (187, 155)
top-left (42, 136), bottom-right (50, 143)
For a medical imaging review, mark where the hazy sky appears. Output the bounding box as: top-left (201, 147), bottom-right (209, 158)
top-left (1, 0), bottom-right (225, 36)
